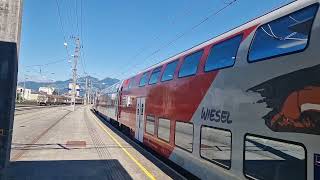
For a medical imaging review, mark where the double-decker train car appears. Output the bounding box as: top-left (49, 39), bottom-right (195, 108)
top-left (95, 82), bottom-right (120, 121)
top-left (94, 1), bottom-right (320, 179)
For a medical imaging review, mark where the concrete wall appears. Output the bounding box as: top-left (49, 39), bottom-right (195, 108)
top-left (0, 0), bottom-right (23, 48)
top-left (0, 0), bottom-right (23, 171)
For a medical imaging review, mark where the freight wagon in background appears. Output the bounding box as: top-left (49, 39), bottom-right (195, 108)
top-left (94, 0), bottom-right (320, 179)
top-left (37, 94), bottom-right (83, 106)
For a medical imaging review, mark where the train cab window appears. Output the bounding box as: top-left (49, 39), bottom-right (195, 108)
top-left (244, 134), bottom-right (306, 180)
top-left (128, 78), bottom-right (135, 89)
top-left (205, 35), bottom-right (242, 72)
top-left (161, 60), bottom-right (178, 82)
top-left (178, 50), bottom-right (203, 78)
top-left (149, 66), bottom-right (162, 85)
top-left (139, 72), bottom-right (149, 87)
top-left (248, 4), bottom-right (319, 62)
top-left (158, 118), bottom-right (170, 142)
top-left (146, 115), bottom-right (155, 135)
top-left (175, 121), bottom-right (193, 152)
top-left (200, 126), bottom-right (231, 169)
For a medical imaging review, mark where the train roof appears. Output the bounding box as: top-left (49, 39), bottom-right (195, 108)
top-left (124, 0), bottom-right (317, 80)
top-left (101, 81), bottom-right (121, 94)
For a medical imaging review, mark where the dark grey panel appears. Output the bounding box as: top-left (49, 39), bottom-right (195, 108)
top-left (0, 41), bottom-right (18, 169)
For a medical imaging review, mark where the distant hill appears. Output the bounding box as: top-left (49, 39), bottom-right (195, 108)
top-left (18, 76), bottom-right (120, 95)
top-left (99, 77), bottom-right (120, 87)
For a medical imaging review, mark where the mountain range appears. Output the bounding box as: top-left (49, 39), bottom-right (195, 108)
top-left (18, 76), bottom-right (120, 95)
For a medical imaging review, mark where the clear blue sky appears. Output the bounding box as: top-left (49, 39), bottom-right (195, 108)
top-left (18, 0), bottom-right (293, 82)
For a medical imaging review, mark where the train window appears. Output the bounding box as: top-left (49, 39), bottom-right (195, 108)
top-left (244, 134), bottom-right (306, 180)
top-left (149, 66), bottom-right (162, 85)
top-left (205, 35), bottom-right (242, 72)
top-left (248, 4), bottom-right (319, 62)
top-left (139, 72), bottom-right (149, 87)
top-left (145, 115), bottom-right (155, 135)
top-left (200, 126), bottom-right (231, 169)
top-left (158, 118), bottom-right (170, 142)
top-left (178, 50), bottom-right (203, 78)
top-left (128, 78), bottom-right (135, 89)
top-left (175, 121), bottom-right (193, 152)
top-left (161, 60), bottom-right (178, 82)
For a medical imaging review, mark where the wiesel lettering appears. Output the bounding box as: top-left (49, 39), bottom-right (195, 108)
top-left (201, 107), bottom-right (232, 124)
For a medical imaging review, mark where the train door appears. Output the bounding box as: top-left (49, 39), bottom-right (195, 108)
top-left (135, 97), bottom-right (145, 142)
top-left (114, 94), bottom-right (118, 120)
top-left (117, 87), bottom-right (123, 119)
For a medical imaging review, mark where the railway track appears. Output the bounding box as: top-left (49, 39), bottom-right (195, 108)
top-left (11, 110), bottom-right (72, 161)
top-left (14, 105), bottom-right (66, 116)
top-left (14, 107), bottom-right (72, 126)
top-left (16, 110), bottom-right (63, 127)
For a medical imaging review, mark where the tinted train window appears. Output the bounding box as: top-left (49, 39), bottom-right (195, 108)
top-left (200, 126), bottom-right (231, 169)
top-left (244, 135), bottom-right (306, 180)
top-left (139, 72), bottom-right (149, 87)
top-left (149, 66), bottom-right (162, 85)
top-left (178, 50), bottom-right (203, 78)
top-left (145, 116), bottom-right (155, 135)
top-left (249, 4), bottom-right (319, 62)
top-left (175, 121), bottom-right (193, 152)
top-left (128, 78), bottom-right (135, 89)
top-left (161, 60), bottom-right (178, 82)
top-left (158, 118), bottom-right (170, 142)
top-left (205, 35), bottom-right (242, 72)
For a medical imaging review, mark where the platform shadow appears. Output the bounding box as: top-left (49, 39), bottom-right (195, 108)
top-left (1, 159), bottom-right (132, 180)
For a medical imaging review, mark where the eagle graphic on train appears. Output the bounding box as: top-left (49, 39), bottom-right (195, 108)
top-left (248, 64), bottom-right (320, 135)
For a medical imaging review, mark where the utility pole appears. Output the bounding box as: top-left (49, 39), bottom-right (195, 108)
top-left (95, 90), bottom-right (98, 105)
top-left (71, 37), bottom-right (80, 111)
top-left (88, 79), bottom-right (91, 104)
top-left (23, 76), bottom-right (26, 102)
top-left (85, 77), bottom-right (88, 105)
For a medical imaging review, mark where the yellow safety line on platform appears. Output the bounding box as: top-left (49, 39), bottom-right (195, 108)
top-left (88, 109), bottom-right (156, 180)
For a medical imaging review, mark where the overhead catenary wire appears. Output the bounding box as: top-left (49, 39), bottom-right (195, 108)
top-left (75, 0), bottom-right (80, 36)
top-left (97, 0), bottom-right (239, 91)
top-left (65, 0), bottom-right (76, 36)
top-left (79, 0), bottom-right (88, 76)
top-left (112, 2), bottom-right (204, 78)
top-left (71, 0), bottom-right (88, 77)
top-left (55, 0), bottom-right (71, 60)
top-left (113, 0), bottom-right (293, 79)
top-left (68, 0), bottom-right (90, 103)
top-left (112, 0), bottom-right (238, 79)
top-left (80, 0), bottom-right (83, 39)
top-left (55, 0), bottom-right (89, 80)
top-left (79, 51), bottom-right (88, 75)
top-left (24, 58), bottom-right (67, 67)
top-left (21, 58), bottom-right (67, 80)
top-left (55, 0), bottom-right (67, 43)
top-left (132, 0), bottom-right (238, 75)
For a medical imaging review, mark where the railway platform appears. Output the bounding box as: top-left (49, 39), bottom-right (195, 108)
top-left (2, 105), bottom-right (184, 180)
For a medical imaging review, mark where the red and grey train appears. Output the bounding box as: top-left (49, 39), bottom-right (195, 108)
top-left (94, 1), bottom-right (320, 179)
